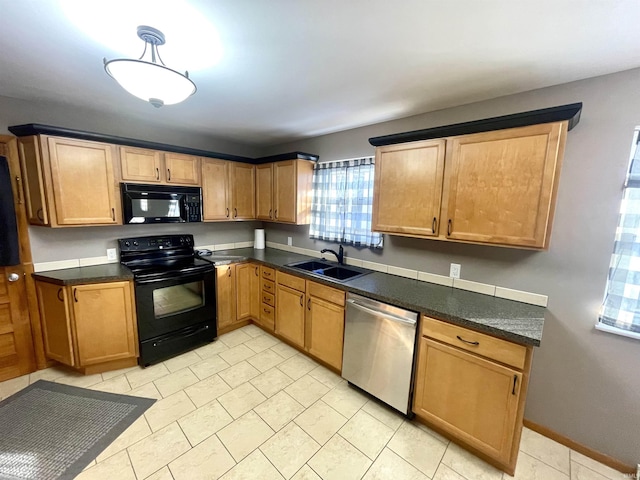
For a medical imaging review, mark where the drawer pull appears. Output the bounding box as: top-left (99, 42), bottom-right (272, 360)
top-left (512, 374), bottom-right (518, 395)
top-left (264, 272), bottom-right (271, 277)
top-left (456, 335), bottom-right (479, 346)
top-left (263, 308), bottom-right (270, 313)
top-left (255, 266), bottom-right (259, 276)
top-left (263, 296), bottom-right (269, 303)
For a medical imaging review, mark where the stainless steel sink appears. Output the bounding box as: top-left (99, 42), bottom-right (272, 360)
top-left (286, 259), bottom-right (371, 282)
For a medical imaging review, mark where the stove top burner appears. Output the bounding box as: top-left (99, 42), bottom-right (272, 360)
top-left (118, 234), bottom-right (214, 280)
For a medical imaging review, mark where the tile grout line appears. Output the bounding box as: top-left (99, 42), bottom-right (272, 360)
top-left (517, 450), bottom-right (571, 478)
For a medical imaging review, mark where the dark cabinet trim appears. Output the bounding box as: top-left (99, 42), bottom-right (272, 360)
top-left (368, 102), bottom-right (582, 147)
top-left (8, 124), bottom-right (318, 165)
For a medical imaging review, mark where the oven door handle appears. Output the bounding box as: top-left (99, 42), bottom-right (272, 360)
top-left (135, 270), bottom-right (213, 285)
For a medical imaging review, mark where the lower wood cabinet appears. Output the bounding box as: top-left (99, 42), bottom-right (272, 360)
top-left (35, 280), bottom-right (138, 371)
top-left (217, 262), bottom-right (261, 332)
top-left (305, 281), bottom-right (345, 370)
top-left (413, 316), bottom-right (532, 475)
top-left (274, 271), bottom-right (346, 370)
top-left (275, 278), bottom-right (306, 348)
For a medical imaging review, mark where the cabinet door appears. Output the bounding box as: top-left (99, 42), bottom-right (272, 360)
top-left (35, 281), bottom-right (75, 366)
top-left (120, 147), bottom-right (162, 183)
top-left (306, 293), bottom-right (345, 371)
top-left (71, 282), bottom-right (137, 366)
top-left (230, 162), bottom-right (256, 219)
top-left (236, 263), bottom-right (253, 321)
top-left (17, 136), bottom-right (48, 225)
top-left (256, 163), bottom-right (274, 220)
top-left (164, 153), bottom-right (200, 185)
top-left (273, 161), bottom-right (297, 223)
top-left (443, 122), bottom-right (565, 248)
top-left (202, 159), bottom-right (230, 220)
top-left (250, 264), bottom-right (261, 319)
top-left (275, 283), bottom-right (305, 347)
top-left (47, 137), bottom-right (118, 225)
top-left (216, 265), bottom-right (236, 329)
top-left (413, 337), bottom-right (521, 465)
top-left (373, 140), bottom-right (445, 236)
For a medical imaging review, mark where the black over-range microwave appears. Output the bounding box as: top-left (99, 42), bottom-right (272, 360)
top-left (121, 183), bottom-right (202, 224)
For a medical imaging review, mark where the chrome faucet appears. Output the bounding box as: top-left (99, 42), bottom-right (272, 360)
top-left (321, 245), bottom-right (344, 265)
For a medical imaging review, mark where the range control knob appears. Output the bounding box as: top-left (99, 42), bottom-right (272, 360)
top-left (124, 241), bottom-right (130, 247)
top-left (133, 241), bottom-right (139, 247)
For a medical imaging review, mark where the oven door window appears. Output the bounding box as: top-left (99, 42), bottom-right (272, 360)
top-left (152, 280), bottom-right (204, 318)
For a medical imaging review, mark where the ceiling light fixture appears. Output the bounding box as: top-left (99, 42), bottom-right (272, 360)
top-left (104, 25), bottom-right (196, 108)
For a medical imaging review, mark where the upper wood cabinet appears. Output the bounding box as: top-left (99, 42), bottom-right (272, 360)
top-left (373, 139), bottom-right (445, 237)
top-left (119, 147), bottom-right (200, 185)
top-left (18, 135), bottom-right (120, 227)
top-left (256, 160), bottom-right (314, 224)
top-left (35, 280), bottom-right (138, 371)
top-left (202, 159), bottom-right (255, 221)
top-left (372, 122), bottom-right (567, 249)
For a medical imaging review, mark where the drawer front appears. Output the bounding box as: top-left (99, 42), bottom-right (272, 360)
top-left (277, 271), bottom-right (306, 292)
top-left (262, 279), bottom-right (275, 294)
top-left (262, 291), bottom-right (275, 307)
top-left (307, 280), bottom-right (345, 306)
top-left (422, 316), bottom-right (527, 370)
top-left (260, 303), bottom-right (275, 330)
top-left (261, 266), bottom-right (275, 281)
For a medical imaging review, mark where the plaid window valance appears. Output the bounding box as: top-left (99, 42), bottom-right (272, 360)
top-left (309, 157), bottom-right (383, 249)
top-left (600, 132), bottom-right (640, 334)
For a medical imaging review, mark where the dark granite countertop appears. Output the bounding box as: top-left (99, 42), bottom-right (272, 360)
top-left (215, 248), bottom-right (545, 347)
top-left (32, 247), bottom-right (544, 346)
top-left (32, 264), bottom-right (134, 286)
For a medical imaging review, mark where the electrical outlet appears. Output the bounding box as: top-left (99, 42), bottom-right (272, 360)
top-left (106, 248), bottom-right (117, 261)
top-left (287, 237), bottom-right (293, 246)
top-left (449, 263), bottom-right (461, 278)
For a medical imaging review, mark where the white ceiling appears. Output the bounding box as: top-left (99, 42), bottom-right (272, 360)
top-left (1, 0), bottom-right (640, 147)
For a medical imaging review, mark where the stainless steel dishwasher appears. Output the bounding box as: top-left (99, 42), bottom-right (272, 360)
top-left (342, 293), bottom-right (419, 415)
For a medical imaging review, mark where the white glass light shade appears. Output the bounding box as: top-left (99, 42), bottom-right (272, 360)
top-left (105, 59), bottom-right (196, 107)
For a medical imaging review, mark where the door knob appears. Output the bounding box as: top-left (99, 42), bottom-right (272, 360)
top-left (7, 273), bottom-right (20, 282)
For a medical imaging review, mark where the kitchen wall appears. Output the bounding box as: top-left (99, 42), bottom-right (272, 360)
top-left (262, 69), bottom-right (640, 466)
top-left (0, 94), bottom-right (263, 263)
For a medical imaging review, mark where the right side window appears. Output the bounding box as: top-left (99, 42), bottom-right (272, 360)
top-left (599, 129), bottom-right (640, 338)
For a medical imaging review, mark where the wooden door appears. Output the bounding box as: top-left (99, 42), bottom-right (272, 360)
top-left (46, 137), bottom-right (118, 225)
top-left (236, 263), bottom-right (253, 321)
top-left (35, 281), bottom-right (75, 366)
top-left (306, 295), bottom-right (345, 371)
top-left (202, 159), bottom-right (230, 221)
top-left (275, 283), bottom-right (305, 347)
top-left (413, 337), bottom-right (521, 464)
top-left (256, 163), bottom-right (274, 220)
top-left (373, 139), bottom-right (446, 236)
top-left (71, 282), bottom-right (137, 366)
top-left (17, 136), bottom-right (48, 225)
top-left (0, 267), bottom-right (36, 381)
top-left (273, 161), bottom-right (297, 223)
top-left (230, 162), bottom-right (256, 219)
top-left (119, 146), bottom-right (163, 183)
top-left (442, 122), bottom-right (565, 248)
top-left (216, 265), bottom-right (236, 329)
top-left (164, 153), bottom-right (200, 185)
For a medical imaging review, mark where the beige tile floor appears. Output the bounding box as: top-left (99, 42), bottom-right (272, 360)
top-left (0, 324), bottom-right (629, 480)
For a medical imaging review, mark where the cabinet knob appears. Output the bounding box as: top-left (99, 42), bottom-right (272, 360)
top-left (7, 273), bottom-right (19, 283)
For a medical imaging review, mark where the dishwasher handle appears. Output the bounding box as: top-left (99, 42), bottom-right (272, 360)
top-left (347, 299), bottom-right (417, 326)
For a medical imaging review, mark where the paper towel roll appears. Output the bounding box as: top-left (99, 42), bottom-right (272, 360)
top-left (254, 229), bottom-right (265, 249)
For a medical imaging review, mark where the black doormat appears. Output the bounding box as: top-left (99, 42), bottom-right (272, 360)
top-left (0, 379), bottom-right (155, 480)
